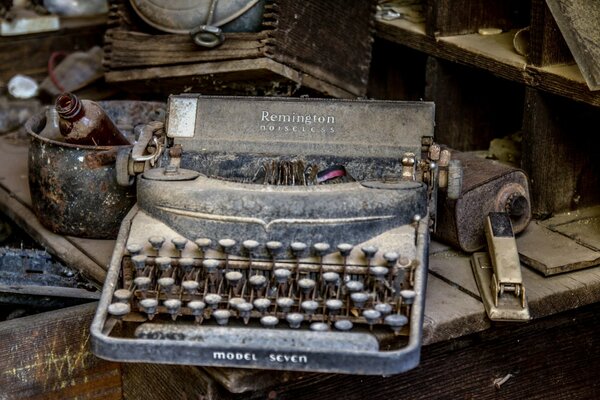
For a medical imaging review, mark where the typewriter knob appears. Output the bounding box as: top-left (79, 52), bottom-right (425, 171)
top-left (383, 251), bottom-right (400, 267)
top-left (204, 293), bottom-right (222, 309)
top-left (213, 309), bottom-right (231, 326)
top-left (313, 242), bottom-right (330, 256)
top-left (164, 299), bottom-right (182, 319)
top-left (179, 258), bottom-right (195, 272)
top-left (323, 272), bottom-right (340, 285)
top-left (361, 245), bottom-right (378, 260)
top-left (155, 256), bottom-right (172, 271)
top-left (187, 300), bottom-right (206, 316)
top-left (290, 241), bottom-right (308, 257)
top-left (260, 315), bottom-right (279, 328)
top-left (375, 303), bottom-right (393, 316)
top-left (157, 277), bottom-right (175, 293)
top-left (301, 300), bottom-right (319, 315)
top-left (194, 238), bottom-right (212, 252)
top-left (334, 320), bottom-right (353, 331)
top-left (345, 280), bottom-right (364, 293)
top-left (266, 241), bottom-right (284, 258)
top-left (310, 322), bottom-right (330, 332)
top-left (113, 289), bottom-right (132, 303)
top-left (171, 237), bottom-right (188, 252)
top-left (249, 275), bottom-right (268, 289)
top-left (108, 302), bottom-right (130, 318)
top-left (139, 298), bottom-right (158, 318)
top-left (225, 271), bottom-right (243, 287)
top-left (148, 236), bottom-right (165, 251)
top-left (133, 276), bottom-right (151, 291)
top-left (236, 302), bottom-right (253, 324)
top-left (131, 255), bottom-right (147, 271)
top-left (242, 240), bottom-right (260, 255)
top-left (182, 280), bottom-right (199, 293)
top-left (286, 313), bottom-right (304, 329)
top-left (325, 299), bottom-right (343, 315)
top-left (273, 268), bottom-right (291, 284)
top-left (276, 297), bottom-right (295, 313)
top-left (202, 259), bottom-right (220, 273)
top-left (350, 292), bottom-right (370, 309)
top-left (400, 290), bottom-right (417, 305)
top-left (253, 298), bottom-right (271, 313)
top-left (385, 314), bottom-right (408, 335)
top-left (369, 266), bottom-right (389, 280)
top-left (298, 278), bottom-right (316, 294)
top-left (126, 244), bottom-right (143, 256)
top-left (363, 309), bottom-right (382, 327)
top-left (337, 243), bottom-right (354, 257)
top-left (218, 238), bottom-right (237, 253)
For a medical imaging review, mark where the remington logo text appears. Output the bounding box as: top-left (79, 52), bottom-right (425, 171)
top-left (260, 110), bottom-right (336, 134)
top-left (261, 110), bottom-right (335, 124)
top-left (213, 352), bottom-right (257, 361)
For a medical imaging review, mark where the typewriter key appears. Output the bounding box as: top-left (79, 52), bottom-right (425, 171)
top-left (182, 280), bottom-right (199, 293)
top-left (334, 319), bottom-right (353, 331)
top-left (350, 292), bottom-right (370, 309)
top-left (260, 315), bottom-right (279, 328)
top-left (276, 297), bottom-right (295, 313)
top-left (133, 276), bottom-right (151, 291)
top-left (225, 271), bottom-right (243, 287)
top-left (266, 241), bottom-right (283, 258)
top-left (337, 243), bottom-right (354, 257)
top-left (194, 238), bottom-right (212, 253)
top-left (301, 300), bottom-right (319, 315)
top-left (290, 241), bottom-right (307, 256)
top-left (273, 268), bottom-right (291, 284)
top-left (108, 302), bottom-right (130, 318)
top-left (228, 297), bottom-right (245, 308)
top-left (171, 237), bottom-right (188, 252)
top-left (131, 255), bottom-right (147, 271)
top-left (242, 240), bottom-right (260, 254)
top-left (361, 245), bottom-right (378, 262)
top-left (313, 242), bottom-right (330, 256)
top-left (385, 314), bottom-right (408, 334)
top-left (126, 243), bottom-right (142, 256)
top-left (253, 298), bottom-right (271, 313)
top-left (400, 290), bottom-right (416, 304)
top-left (155, 257), bottom-right (172, 272)
top-left (204, 294), bottom-right (222, 309)
top-left (383, 251), bottom-right (400, 266)
top-left (363, 309), bottom-right (382, 328)
top-left (179, 258), bottom-right (194, 273)
top-left (323, 272), bottom-right (340, 284)
top-left (345, 280), bottom-right (364, 293)
top-left (139, 298), bottom-right (158, 317)
top-left (249, 275), bottom-right (267, 290)
top-left (213, 309), bottom-right (231, 326)
top-left (113, 289), bottom-right (132, 303)
top-left (375, 302), bottom-right (393, 316)
top-left (369, 266), bottom-right (389, 279)
top-left (187, 300), bottom-right (206, 315)
top-left (219, 239), bottom-right (237, 253)
top-left (286, 313), bottom-right (304, 329)
top-left (236, 302), bottom-right (253, 324)
top-left (310, 322), bottom-right (330, 332)
top-left (148, 236), bottom-right (165, 252)
top-left (298, 278), bottom-right (316, 294)
top-left (164, 299), bottom-right (182, 319)
top-left (157, 277), bottom-right (175, 293)
top-left (325, 299), bottom-right (343, 315)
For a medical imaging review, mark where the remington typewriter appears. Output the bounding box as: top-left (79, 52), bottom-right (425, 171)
top-left (91, 95), bottom-right (442, 375)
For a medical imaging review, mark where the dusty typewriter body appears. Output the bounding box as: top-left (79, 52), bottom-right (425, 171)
top-left (91, 96), bottom-right (438, 375)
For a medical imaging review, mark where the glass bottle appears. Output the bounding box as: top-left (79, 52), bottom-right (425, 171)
top-left (39, 107), bottom-right (62, 141)
top-left (55, 93), bottom-right (131, 146)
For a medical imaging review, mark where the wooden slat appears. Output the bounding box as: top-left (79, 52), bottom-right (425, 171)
top-left (0, 303), bottom-right (122, 400)
top-left (376, 18), bottom-right (600, 108)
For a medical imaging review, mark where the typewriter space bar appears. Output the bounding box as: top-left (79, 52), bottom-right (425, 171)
top-left (135, 324), bottom-right (379, 352)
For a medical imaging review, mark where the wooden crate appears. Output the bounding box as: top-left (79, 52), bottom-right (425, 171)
top-left (104, 0), bottom-right (375, 98)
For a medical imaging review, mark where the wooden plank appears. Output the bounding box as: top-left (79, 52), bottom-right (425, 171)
top-left (0, 302), bottom-right (122, 399)
top-left (542, 205), bottom-right (600, 252)
top-left (529, 0), bottom-right (573, 66)
top-left (546, 0), bottom-right (600, 90)
top-left (376, 19), bottom-right (600, 107)
top-left (517, 222), bottom-right (600, 275)
top-left (522, 88), bottom-right (600, 215)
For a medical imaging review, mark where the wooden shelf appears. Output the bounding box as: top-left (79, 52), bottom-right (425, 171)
top-left (376, 18), bottom-right (600, 108)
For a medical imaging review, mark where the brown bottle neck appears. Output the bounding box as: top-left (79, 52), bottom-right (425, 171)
top-left (56, 93), bottom-right (84, 121)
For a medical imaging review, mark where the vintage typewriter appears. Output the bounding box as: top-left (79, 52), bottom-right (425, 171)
top-left (91, 95), bottom-right (442, 375)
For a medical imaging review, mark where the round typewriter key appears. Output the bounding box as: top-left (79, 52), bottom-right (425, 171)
top-left (337, 243), bottom-right (354, 257)
top-left (323, 272), bottom-right (340, 284)
top-left (126, 243), bottom-right (143, 256)
top-left (290, 241), bottom-right (307, 256)
top-left (350, 292), bottom-right (370, 309)
top-left (242, 240), bottom-right (260, 253)
top-left (286, 313), bottom-right (304, 329)
top-left (182, 280), bottom-right (199, 293)
top-left (273, 268), bottom-right (291, 284)
top-left (276, 297), bottom-right (295, 313)
top-left (202, 259), bottom-right (220, 273)
top-left (204, 293), bottom-right (222, 309)
top-left (266, 241), bottom-right (283, 257)
top-left (157, 277), bottom-right (175, 293)
top-left (310, 322), bottom-right (330, 332)
top-left (345, 280), bottom-right (364, 293)
top-left (326, 299), bottom-right (343, 315)
top-left (187, 300), bottom-right (206, 315)
top-left (313, 242), bottom-right (330, 256)
top-left (131, 255), bottom-right (147, 271)
top-left (363, 309), bottom-right (382, 326)
top-left (148, 236), bottom-right (165, 251)
top-left (179, 258), bottom-right (194, 272)
top-left (218, 238), bottom-right (237, 253)
top-left (236, 302), bottom-right (253, 324)
top-left (133, 276), bottom-right (151, 291)
top-left (139, 298), bottom-right (158, 315)
top-left (260, 315), bottom-right (279, 328)
top-left (253, 298), bottom-right (271, 313)
top-left (375, 303), bottom-right (393, 316)
top-left (113, 289), bottom-right (132, 303)
top-left (385, 314), bottom-right (408, 334)
top-left (108, 302), bottom-right (130, 317)
top-left (383, 251), bottom-right (400, 266)
top-left (334, 319), bottom-right (353, 331)
top-left (361, 245), bottom-right (378, 260)
top-left (228, 297), bottom-right (246, 309)
top-left (369, 266), bottom-right (389, 279)
top-left (155, 256), bottom-right (172, 271)
top-left (164, 299), bottom-right (182, 317)
top-left (400, 289), bottom-right (417, 305)
top-left (301, 300), bottom-right (319, 315)
top-left (171, 237), bottom-right (188, 252)
top-left (249, 275), bottom-right (267, 289)
top-left (225, 271), bottom-right (243, 286)
top-left (194, 238), bottom-right (212, 252)
top-left (298, 278), bottom-right (316, 293)
top-left (213, 309), bottom-right (231, 326)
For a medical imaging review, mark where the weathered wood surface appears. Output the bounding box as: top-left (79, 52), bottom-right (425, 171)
top-left (546, 0), bottom-right (600, 90)
top-left (376, 18), bottom-right (600, 107)
top-left (542, 205), bottom-right (600, 251)
top-left (0, 135), bottom-right (111, 284)
top-left (0, 302), bottom-right (122, 399)
top-left (529, 0), bottom-right (573, 67)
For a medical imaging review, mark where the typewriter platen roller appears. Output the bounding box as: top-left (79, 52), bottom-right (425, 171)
top-left (91, 96), bottom-right (442, 375)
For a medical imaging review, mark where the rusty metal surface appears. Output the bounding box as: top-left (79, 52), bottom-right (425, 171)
top-left (434, 152), bottom-right (532, 253)
top-left (26, 101), bottom-right (165, 239)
